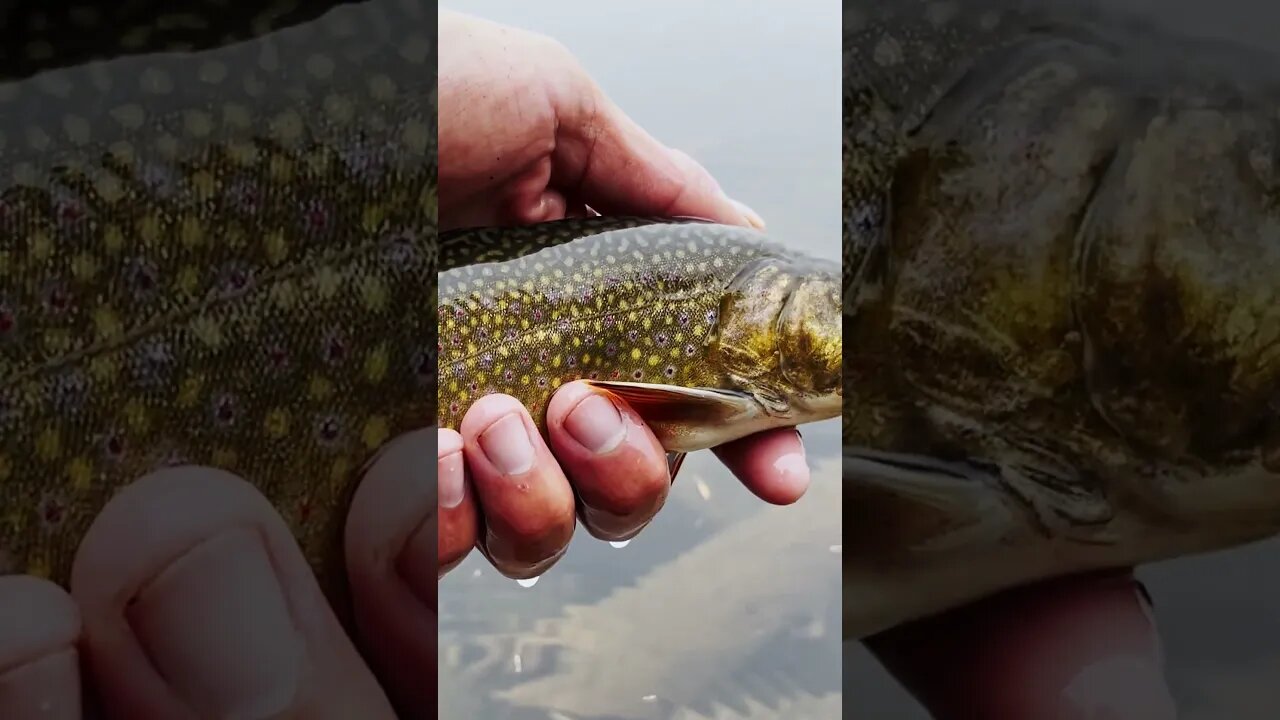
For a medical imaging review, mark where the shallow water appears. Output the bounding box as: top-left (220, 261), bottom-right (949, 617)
top-left (437, 1), bottom-right (843, 718)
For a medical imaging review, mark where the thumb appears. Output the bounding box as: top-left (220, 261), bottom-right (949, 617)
top-left (552, 93), bottom-right (765, 229)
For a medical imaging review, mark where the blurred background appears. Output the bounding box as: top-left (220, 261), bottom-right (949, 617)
top-left (438, 2), bottom-right (842, 718)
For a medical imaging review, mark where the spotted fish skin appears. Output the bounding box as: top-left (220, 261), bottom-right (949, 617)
top-left (843, 0), bottom-right (1280, 638)
top-left (0, 0), bottom-right (437, 590)
top-left (439, 217), bottom-right (841, 451)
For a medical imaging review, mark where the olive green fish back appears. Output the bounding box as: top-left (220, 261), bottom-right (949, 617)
top-left (438, 219), bottom-right (795, 431)
top-left (0, 0), bottom-right (436, 589)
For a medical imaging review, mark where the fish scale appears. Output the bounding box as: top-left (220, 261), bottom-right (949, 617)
top-left (0, 0), bottom-right (436, 593)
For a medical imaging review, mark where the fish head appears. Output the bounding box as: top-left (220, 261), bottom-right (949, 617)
top-left (712, 252), bottom-right (842, 423)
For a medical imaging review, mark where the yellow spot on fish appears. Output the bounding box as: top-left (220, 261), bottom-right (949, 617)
top-left (26, 556), bottom-right (49, 580)
top-left (330, 457), bottom-right (351, 484)
top-left (309, 375), bottom-right (334, 401)
top-left (212, 448), bottom-right (238, 467)
top-left (264, 231), bottom-right (287, 263)
top-left (176, 266), bottom-right (199, 295)
top-left (177, 374), bottom-right (205, 408)
top-left (94, 307), bottom-right (121, 339)
top-left (631, 348), bottom-right (641, 360)
top-left (36, 427), bottom-right (60, 460)
top-left (362, 416), bottom-right (389, 449)
top-left (264, 409), bottom-right (290, 438)
top-left (270, 279), bottom-right (297, 309)
top-left (124, 398), bottom-right (148, 432)
top-left (192, 316), bottom-right (224, 348)
top-left (360, 276), bottom-right (387, 310)
top-left (180, 217), bottom-right (204, 248)
top-left (314, 266), bottom-right (341, 299)
top-left (649, 355), bottom-right (662, 366)
top-left (364, 345), bottom-right (388, 382)
top-left (43, 330), bottom-right (71, 355)
top-left (28, 229), bottom-right (51, 260)
top-left (269, 155), bottom-right (293, 182)
top-left (228, 140), bottom-right (258, 166)
top-left (89, 356), bottom-right (117, 381)
top-left (361, 205), bottom-right (385, 232)
top-left (67, 457), bottom-right (92, 491)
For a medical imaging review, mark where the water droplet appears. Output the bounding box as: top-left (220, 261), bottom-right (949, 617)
top-left (609, 539), bottom-right (631, 549)
top-left (829, 544), bottom-right (842, 554)
top-left (516, 576), bottom-right (540, 588)
top-left (512, 653), bottom-right (523, 673)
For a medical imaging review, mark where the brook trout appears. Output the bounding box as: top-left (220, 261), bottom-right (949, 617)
top-left (440, 217), bottom-right (841, 457)
top-left (0, 0), bottom-right (437, 591)
top-left (843, 0), bottom-right (1280, 638)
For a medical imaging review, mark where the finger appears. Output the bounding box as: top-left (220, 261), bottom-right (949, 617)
top-left (438, 428), bottom-right (478, 577)
top-left (71, 467), bottom-right (395, 719)
top-left (867, 570), bottom-right (1176, 720)
top-left (553, 91), bottom-right (764, 228)
top-left (0, 576), bottom-right (82, 718)
top-left (711, 427), bottom-right (810, 505)
top-left (345, 429), bottom-right (437, 717)
top-left (459, 394), bottom-right (577, 578)
top-left (546, 381), bottom-right (670, 540)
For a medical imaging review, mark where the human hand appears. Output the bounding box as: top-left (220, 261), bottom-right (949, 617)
top-left (0, 432), bottom-right (437, 719)
top-left (867, 570), bottom-right (1177, 720)
top-left (438, 9), bottom-right (763, 231)
top-left (437, 13), bottom-right (799, 579)
top-left (437, 382), bottom-right (810, 579)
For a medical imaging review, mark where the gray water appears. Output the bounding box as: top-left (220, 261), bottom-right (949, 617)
top-left (440, 1), bottom-right (1280, 718)
top-left (437, 2), bottom-right (843, 718)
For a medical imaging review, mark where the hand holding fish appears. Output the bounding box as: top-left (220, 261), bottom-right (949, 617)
top-left (437, 10), bottom-right (812, 580)
top-left (438, 9), bottom-right (763, 231)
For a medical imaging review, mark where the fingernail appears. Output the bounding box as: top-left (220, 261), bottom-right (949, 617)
top-left (0, 649), bottom-right (81, 718)
top-left (478, 413), bottom-right (535, 475)
top-left (732, 199), bottom-right (766, 230)
top-left (564, 393), bottom-right (626, 454)
top-left (399, 516), bottom-right (436, 609)
top-left (438, 450), bottom-right (465, 508)
top-left (128, 528), bottom-right (300, 719)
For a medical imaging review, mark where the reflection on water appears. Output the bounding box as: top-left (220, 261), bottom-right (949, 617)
top-left (438, 0), bottom-right (841, 717)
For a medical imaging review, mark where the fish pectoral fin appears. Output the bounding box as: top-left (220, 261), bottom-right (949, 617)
top-left (580, 381), bottom-right (762, 425)
top-left (666, 451), bottom-right (688, 483)
top-left (999, 461), bottom-right (1118, 544)
top-left (843, 448), bottom-right (1018, 554)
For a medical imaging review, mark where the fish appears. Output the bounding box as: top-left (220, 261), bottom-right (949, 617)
top-left (843, 0), bottom-right (1280, 638)
top-left (439, 216), bottom-right (841, 461)
top-left (0, 0), bottom-right (437, 597)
